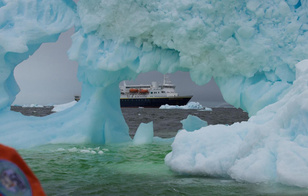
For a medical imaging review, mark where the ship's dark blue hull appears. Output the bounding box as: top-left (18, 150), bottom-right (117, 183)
top-left (120, 96), bottom-right (192, 108)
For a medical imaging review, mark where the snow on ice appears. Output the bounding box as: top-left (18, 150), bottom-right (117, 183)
top-left (0, 0), bottom-right (307, 187)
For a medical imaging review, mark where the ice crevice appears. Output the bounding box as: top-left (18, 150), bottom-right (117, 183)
top-left (0, 0), bottom-right (308, 187)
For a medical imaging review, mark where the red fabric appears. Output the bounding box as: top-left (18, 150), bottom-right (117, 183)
top-left (0, 144), bottom-right (45, 196)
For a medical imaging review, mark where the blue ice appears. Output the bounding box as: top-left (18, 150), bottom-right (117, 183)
top-left (0, 0), bottom-right (308, 188)
top-left (133, 122), bottom-right (154, 145)
top-left (181, 115), bottom-right (208, 132)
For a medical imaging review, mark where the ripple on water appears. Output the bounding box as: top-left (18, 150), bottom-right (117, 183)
top-left (18, 143), bottom-right (308, 196)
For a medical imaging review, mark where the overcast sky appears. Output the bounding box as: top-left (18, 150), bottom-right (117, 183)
top-left (13, 27), bottom-right (226, 107)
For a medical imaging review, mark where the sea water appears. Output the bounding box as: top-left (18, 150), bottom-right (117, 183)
top-left (19, 143), bottom-right (308, 196)
top-left (12, 108), bottom-right (308, 195)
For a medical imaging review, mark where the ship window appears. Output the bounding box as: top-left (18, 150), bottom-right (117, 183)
top-left (151, 92), bottom-right (153, 94)
top-left (162, 91), bottom-right (165, 93)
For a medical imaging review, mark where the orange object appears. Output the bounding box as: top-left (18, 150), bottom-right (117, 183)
top-left (0, 144), bottom-right (46, 196)
top-left (139, 89), bottom-right (149, 93)
top-left (129, 88), bottom-right (138, 93)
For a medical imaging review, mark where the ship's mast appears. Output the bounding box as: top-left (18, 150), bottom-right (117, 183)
top-left (163, 74), bottom-right (172, 85)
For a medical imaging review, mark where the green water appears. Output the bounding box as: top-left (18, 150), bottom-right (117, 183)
top-left (19, 143), bottom-right (308, 196)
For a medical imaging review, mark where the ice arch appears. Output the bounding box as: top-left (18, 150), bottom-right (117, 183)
top-left (0, 0), bottom-right (130, 148)
top-left (0, 0), bottom-right (131, 148)
top-left (1, 0), bottom-right (308, 187)
top-left (74, 0), bottom-right (308, 116)
top-left (0, 0), bottom-right (77, 110)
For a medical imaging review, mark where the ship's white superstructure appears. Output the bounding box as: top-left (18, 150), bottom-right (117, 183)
top-left (120, 75), bottom-right (179, 98)
top-left (119, 75), bottom-right (192, 107)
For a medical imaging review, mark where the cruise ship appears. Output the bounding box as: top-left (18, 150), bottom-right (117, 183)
top-left (120, 76), bottom-right (193, 107)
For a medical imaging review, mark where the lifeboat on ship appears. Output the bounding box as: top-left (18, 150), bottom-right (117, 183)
top-left (129, 88), bottom-right (139, 93)
top-left (139, 89), bottom-right (149, 94)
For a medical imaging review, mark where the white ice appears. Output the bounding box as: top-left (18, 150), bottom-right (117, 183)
top-left (52, 101), bottom-right (78, 113)
top-left (166, 60), bottom-right (308, 187)
top-left (0, 0), bottom-right (307, 188)
top-left (160, 102), bottom-right (211, 110)
top-left (22, 104), bottom-right (44, 108)
top-left (57, 146), bottom-right (105, 155)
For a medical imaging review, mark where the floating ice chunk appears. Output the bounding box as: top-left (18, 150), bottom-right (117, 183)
top-left (159, 104), bottom-right (173, 109)
top-left (22, 104), bottom-right (44, 108)
top-left (181, 115), bottom-right (208, 132)
top-left (160, 102), bottom-right (209, 110)
top-left (80, 149), bottom-right (91, 153)
top-left (68, 147), bottom-right (78, 152)
top-left (165, 125), bottom-right (242, 177)
top-left (56, 148), bottom-right (65, 152)
top-left (52, 101), bottom-right (78, 112)
top-left (165, 59), bottom-right (308, 187)
top-left (62, 147), bottom-right (105, 155)
top-left (199, 107), bottom-right (213, 112)
top-left (185, 102), bottom-right (206, 110)
top-left (133, 122), bottom-right (154, 145)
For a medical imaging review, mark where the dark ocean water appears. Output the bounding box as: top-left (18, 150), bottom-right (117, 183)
top-left (9, 107), bottom-right (308, 195)
top-left (11, 106), bottom-right (249, 138)
top-left (122, 107), bottom-right (249, 138)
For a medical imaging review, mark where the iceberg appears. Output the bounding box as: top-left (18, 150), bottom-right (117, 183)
top-left (160, 102), bottom-right (211, 110)
top-left (166, 60), bottom-right (308, 187)
top-left (0, 0), bottom-right (307, 187)
top-left (133, 122), bottom-right (154, 145)
top-left (181, 115), bottom-right (208, 132)
top-left (0, 0), bottom-right (132, 148)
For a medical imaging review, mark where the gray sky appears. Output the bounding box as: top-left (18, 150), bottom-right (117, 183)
top-left (13, 28), bottom-right (81, 105)
top-left (13, 28), bottom-right (226, 107)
